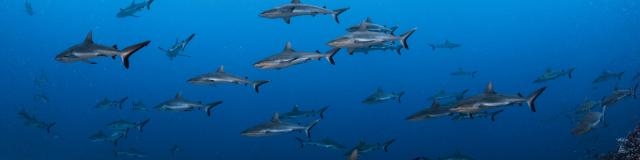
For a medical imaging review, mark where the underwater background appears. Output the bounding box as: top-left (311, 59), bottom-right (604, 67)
top-left (1, 0), bottom-right (640, 159)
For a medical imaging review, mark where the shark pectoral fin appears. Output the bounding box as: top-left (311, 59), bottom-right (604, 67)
top-left (283, 17), bottom-right (291, 24)
top-left (82, 60), bottom-right (97, 64)
top-left (347, 48), bottom-right (355, 54)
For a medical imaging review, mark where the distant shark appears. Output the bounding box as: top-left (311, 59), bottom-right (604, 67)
top-left (259, 0), bottom-right (349, 24)
top-left (593, 70), bottom-right (624, 83)
top-left (254, 42), bottom-right (340, 69)
top-left (187, 66), bottom-right (270, 93)
top-left (158, 33), bottom-right (196, 60)
top-left (241, 113), bottom-right (320, 138)
top-left (428, 40), bottom-right (460, 51)
top-left (154, 92), bottom-right (223, 117)
top-left (362, 88), bottom-right (404, 104)
top-left (328, 21), bottom-right (416, 54)
top-left (346, 17), bottom-right (398, 34)
top-left (117, 0), bottom-right (154, 18)
top-left (533, 67), bottom-right (575, 83)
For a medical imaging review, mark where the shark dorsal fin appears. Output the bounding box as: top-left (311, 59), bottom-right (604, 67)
top-left (545, 68), bottom-right (552, 73)
top-left (84, 31), bottom-right (94, 44)
top-left (292, 105), bottom-right (300, 112)
top-left (431, 99), bottom-right (441, 109)
top-left (357, 21), bottom-right (368, 31)
top-left (283, 41), bottom-right (295, 52)
top-left (175, 92), bottom-right (183, 100)
top-left (365, 17), bottom-right (373, 23)
top-left (484, 81), bottom-right (496, 95)
top-left (271, 112), bottom-right (281, 123)
top-left (291, 0), bottom-right (301, 4)
top-left (216, 65), bottom-right (225, 73)
top-left (438, 90), bottom-right (446, 94)
top-left (376, 87), bottom-right (384, 93)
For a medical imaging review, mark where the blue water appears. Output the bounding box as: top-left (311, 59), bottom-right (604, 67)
top-left (1, 0), bottom-right (640, 159)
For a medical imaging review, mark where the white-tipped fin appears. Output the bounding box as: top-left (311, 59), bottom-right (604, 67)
top-left (216, 65), bottom-right (224, 73)
top-left (484, 81), bottom-right (496, 95)
top-left (84, 31), bottom-right (94, 44)
top-left (271, 112), bottom-right (281, 123)
top-left (283, 42), bottom-right (295, 52)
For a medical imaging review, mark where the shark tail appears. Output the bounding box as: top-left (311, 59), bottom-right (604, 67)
top-left (398, 28), bottom-right (417, 49)
top-left (429, 44), bottom-right (436, 51)
top-left (490, 110), bottom-right (504, 122)
top-left (396, 91), bottom-right (405, 104)
top-left (137, 118), bottom-right (150, 132)
top-left (205, 101), bottom-right (223, 117)
top-left (46, 122), bottom-right (56, 133)
top-left (120, 40), bottom-right (151, 69)
top-left (567, 67), bottom-right (576, 79)
top-left (457, 89), bottom-right (470, 100)
top-left (252, 80), bottom-right (270, 93)
top-left (123, 128), bottom-right (130, 139)
top-left (294, 137), bottom-right (306, 149)
top-left (618, 72), bottom-right (625, 80)
top-left (633, 83), bottom-right (639, 99)
top-left (304, 119), bottom-right (321, 138)
top-left (325, 48), bottom-right (341, 65)
top-left (395, 46), bottom-right (402, 55)
top-left (118, 97), bottom-right (129, 109)
top-left (146, 0), bottom-right (154, 10)
top-left (526, 87), bottom-right (547, 112)
top-left (332, 8), bottom-right (350, 23)
top-left (382, 139), bottom-right (396, 152)
top-left (318, 106), bottom-right (330, 119)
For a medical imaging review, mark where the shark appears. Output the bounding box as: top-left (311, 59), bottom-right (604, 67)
top-left (593, 70), bottom-right (624, 83)
top-left (54, 31), bottom-right (151, 69)
top-left (259, 0), bottom-right (349, 24)
top-left (328, 22), bottom-right (416, 54)
top-left (95, 97), bottom-right (129, 110)
top-left (241, 113), bottom-right (320, 138)
top-left (450, 110), bottom-right (504, 122)
top-left (114, 148), bottom-right (148, 158)
top-left (187, 65), bottom-right (270, 93)
top-left (17, 110), bottom-right (56, 133)
top-left (281, 105), bottom-right (330, 120)
top-left (601, 83), bottom-right (638, 108)
top-left (154, 92), bottom-right (223, 117)
top-left (428, 40), bottom-right (460, 51)
top-left (362, 88), bottom-right (405, 104)
top-left (448, 82), bottom-right (547, 116)
top-left (131, 100), bottom-right (150, 112)
top-left (572, 106), bottom-right (606, 136)
top-left (450, 68), bottom-right (478, 78)
top-left (89, 129), bottom-right (128, 146)
top-left (106, 118), bottom-right (150, 132)
top-left (25, 0), bottom-right (34, 16)
top-left (406, 99), bottom-right (454, 121)
top-left (116, 0), bottom-right (154, 18)
top-left (295, 137), bottom-right (347, 150)
top-left (346, 17), bottom-right (399, 34)
top-left (533, 67), bottom-right (575, 83)
top-left (344, 139), bottom-right (395, 156)
top-left (352, 43), bottom-right (404, 55)
top-left (253, 42), bottom-right (340, 69)
top-left (158, 33), bottom-right (196, 60)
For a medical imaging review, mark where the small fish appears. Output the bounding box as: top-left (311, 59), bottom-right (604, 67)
top-left (428, 40), bottom-right (460, 51)
top-left (295, 137), bottom-right (346, 150)
top-left (344, 139), bottom-right (395, 156)
top-left (106, 118), bottom-right (150, 132)
top-left (188, 65), bottom-right (270, 93)
top-left (281, 105), bottom-right (329, 120)
top-left (253, 42), bottom-right (340, 69)
top-left (241, 113), bottom-right (320, 138)
top-left (18, 110), bottom-right (56, 133)
top-left (533, 67), bottom-right (575, 83)
top-left (362, 88), bottom-right (404, 104)
top-left (259, 0), bottom-right (349, 24)
top-left (572, 106), bottom-right (606, 136)
top-left (54, 31), bottom-right (151, 69)
top-left (593, 70), bottom-right (624, 83)
top-left (155, 92), bottom-right (223, 117)
top-left (346, 17), bottom-right (399, 34)
top-left (25, 0), bottom-right (34, 16)
top-left (601, 83), bottom-right (638, 108)
top-left (116, 0), bottom-right (154, 18)
top-left (95, 97), bottom-right (129, 110)
top-left (328, 22), bottom-right (416, 54)
top-left (114, 148), bottom-right (148, 158)
top-left (158, 33), bottom-right (196, 60)
top-left (450, 68), bottom-right (478, 78)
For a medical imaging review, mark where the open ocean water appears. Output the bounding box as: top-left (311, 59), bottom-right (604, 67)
top-left (1, 0), bottom-right (640, 159)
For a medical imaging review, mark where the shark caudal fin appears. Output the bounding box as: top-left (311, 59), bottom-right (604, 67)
top-left (252, 80), bottom-right (270, 93)
top-left (294, 137), bottom-right (306, 149)
top-left (332, 8), bottom-right (350, 23)
top-left (146, 0), bottom-right (154, 10)
top-left (382, 139), bottom-right (396, 152)
top-left (205, 101), bottom-right (223, 117)
top-left (398, 28), bottom-right (417, 49)
top-left (526, 87), bottom-right (547, 112)
top-left (395, 46), bottom-right (402, 55)
top-left (120, 40), bottom-right (151, 69)
top-left (632, 83), bottom-right (639, 99)
top-left (137, 118), bottom-right (150, 132)
top-left (396, 91), bottom-right (405, 104)
top-left (318, 106), bottom-right (330, 119)
top-left (304, 119), bottom-right (321, 138)
top-left (567, 67), bottom-right (576, 79)
top-left (46, 122), bottom-right (56, 133)
top-left (325, 48), bottom-right (341, 65)
top-left (118, 97), bottom-right (129, 109)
